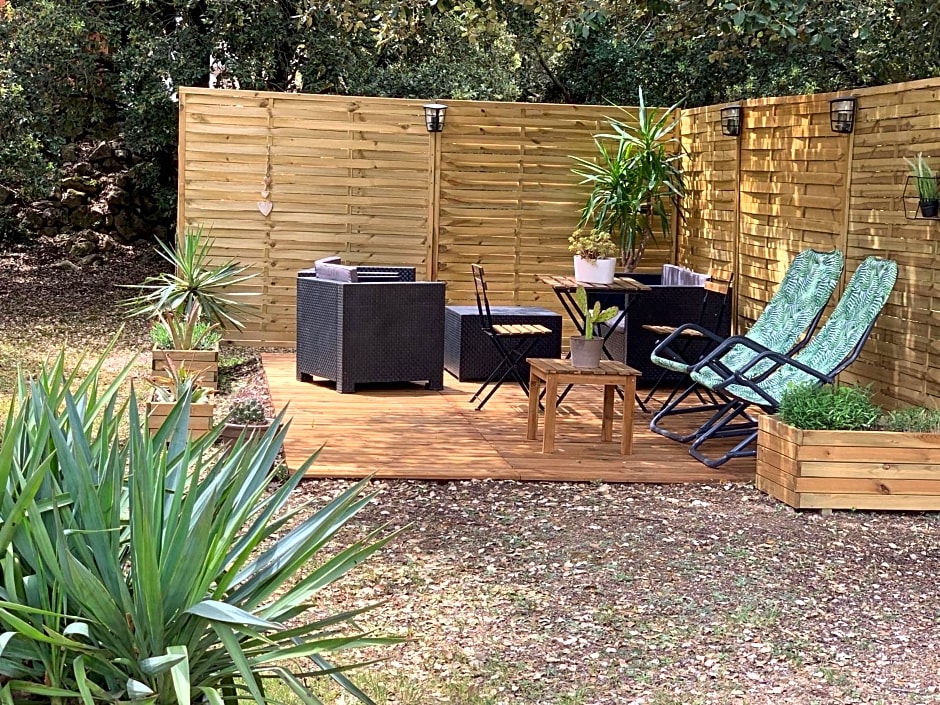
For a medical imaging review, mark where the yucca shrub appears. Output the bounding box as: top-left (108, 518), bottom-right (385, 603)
top-left (0, 346), bottom-right (399, 705)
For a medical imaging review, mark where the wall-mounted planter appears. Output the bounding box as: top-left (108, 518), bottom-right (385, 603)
top-left (902, 175), bottom-right (940, 220)
top-left (756, 414), bottom-right (940, 511)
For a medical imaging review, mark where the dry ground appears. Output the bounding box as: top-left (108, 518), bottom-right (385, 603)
top-left (2, 244), bottom-right (938, 705)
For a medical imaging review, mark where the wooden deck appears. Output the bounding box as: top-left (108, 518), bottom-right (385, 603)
top-left (263, 353), bottom-right (756, 483)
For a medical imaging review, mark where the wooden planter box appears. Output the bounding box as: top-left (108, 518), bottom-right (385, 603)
top-left (152, 346), bottom-right (219, 389)
top-left (756, 414), bottom-right (940, 511)
top-left (146, 399), bottom-right (216, 439)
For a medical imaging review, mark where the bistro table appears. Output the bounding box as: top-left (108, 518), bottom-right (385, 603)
top-left (537, 274), bottom-right (651, 357)
top-left (537, 274), bottom-right (652, 410)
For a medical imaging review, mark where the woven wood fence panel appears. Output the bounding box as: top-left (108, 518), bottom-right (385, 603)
top-left (734, 94), bottom-right (850, 330)
top-left (837, 79), bottom-right (940, 406)
top-left (677, 78), bottom-right (940, 408)
top-left (677, 104), bottom-right (737, 283)
top-left (179, 90), bottom-right (432, 346)
top-left (436, 101), bottom-right (674, 309)
top-left (180, 90), bottom-right (676, 345)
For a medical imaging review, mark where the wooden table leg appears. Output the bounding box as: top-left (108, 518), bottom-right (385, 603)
top-left (526, 369), bottom-right (541, 441)
top-left (621, 374), bottom-right (636, 455)
top-left (542, 373), bottom-right (558, 453)
top-left (602, 383), bottom-right (614, 442)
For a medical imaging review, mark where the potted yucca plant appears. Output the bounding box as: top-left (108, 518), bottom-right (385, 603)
top-left (145, 358), bottom-right (216, 439)
top-left (124, 225), bottom-right (258, 389)
top-left (904, 153), bottom-right (939, 218)
top-left (571, 88), bottom-right (685, 272)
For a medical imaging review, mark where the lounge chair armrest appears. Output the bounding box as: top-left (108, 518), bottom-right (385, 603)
top-left (712, 350), bottom-right (837, 401)
top-left (689, 335), bottom-right (773, 379)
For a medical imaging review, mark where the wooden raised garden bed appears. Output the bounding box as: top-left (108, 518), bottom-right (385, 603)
top-left (146, 399), bottom-right (216, 439)
top-left (756, 414), bottom-right (940, 511)
top-left (152, 346), bottom-right (219, 389)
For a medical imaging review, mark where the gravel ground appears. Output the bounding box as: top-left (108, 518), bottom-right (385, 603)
top-left (297, 479), bottom-right (940, 705)
top-left (2, 243), bottom-right (939, 705)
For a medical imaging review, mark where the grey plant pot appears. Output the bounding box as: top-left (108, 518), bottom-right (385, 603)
top-left (570, 336), bottom-right (604, 368)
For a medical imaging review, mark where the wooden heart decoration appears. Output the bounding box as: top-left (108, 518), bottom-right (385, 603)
top-left (258, 200), bottom-right (273, 217)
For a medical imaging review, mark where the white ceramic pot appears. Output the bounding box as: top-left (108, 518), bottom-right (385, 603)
top-left (573, 255), bottom-right (616, 284)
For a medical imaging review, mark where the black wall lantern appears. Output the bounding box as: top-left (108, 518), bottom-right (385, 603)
top-left (423, 103), bottom-right (448, 132)
top-left (720, 105), bottom-right (743, 137)
top-left (830, 96), bottom-right (857, 134)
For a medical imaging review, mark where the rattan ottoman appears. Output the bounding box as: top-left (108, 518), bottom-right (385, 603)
top-left (444, 305), bottom-right (562, 382)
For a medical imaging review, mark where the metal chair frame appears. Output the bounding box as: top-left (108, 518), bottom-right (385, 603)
top-left (470, 264), bottom-right (555, 410)
top-left (683, 256), bottom-right (898, 467)
top-left (649, 249), bottom-right (845, 444)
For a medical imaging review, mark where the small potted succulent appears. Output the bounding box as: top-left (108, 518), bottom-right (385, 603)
top-left (219, 397), bottom-right (275, 445)
top-left (568, 228), bottom-right (618, 284)
top-left (904, 153), bottom-right (939, 218)
top-left (569, 286), bottom-right (619, 368)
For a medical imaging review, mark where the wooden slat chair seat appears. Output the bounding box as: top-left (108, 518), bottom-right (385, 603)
top-left (493, 323), bottom-right (553, 336)
top-left (642, 324), bottom-right (707, 338)
top-left (470, 264), bottom-right (558, 410)
top-left (639, 276), bottom-right (734, 413)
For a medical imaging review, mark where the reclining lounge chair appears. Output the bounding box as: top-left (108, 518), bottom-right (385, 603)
top-left (684, 256), bottom-right (898, 467)
top-left (650, 248), bottom-right (845, 442)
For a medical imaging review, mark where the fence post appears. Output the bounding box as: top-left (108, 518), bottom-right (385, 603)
top-left (731, 102), bottom-right (743, 336)
top-left (426, 125), bottom-right (442, 281)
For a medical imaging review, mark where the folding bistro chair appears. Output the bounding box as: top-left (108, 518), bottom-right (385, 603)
top-left (470, 264), bottom-right (555, 410)
top-left (649, 248), bottom-right (845, 443)
top-left (685, 256), bottom-right (898, 467)
top-left (640, 274), bottom-right (733, 410)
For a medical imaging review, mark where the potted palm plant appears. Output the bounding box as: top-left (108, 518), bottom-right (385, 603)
top-left (570, 286), bottom-right (619, 368)
top-left (124, 226), bottom-right (258, 389)
top-left (569, 228), bottom-right (618, 283)
top-left (571, 88), bottom-right (685, 272)
top-left (904, 153), bottom-right (939, 218)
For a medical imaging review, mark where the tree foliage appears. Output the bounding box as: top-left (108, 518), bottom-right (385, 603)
top-left (1, 0), bottom-right (939, 235)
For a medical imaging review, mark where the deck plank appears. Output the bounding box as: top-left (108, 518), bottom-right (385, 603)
top-left (263, 353), bottom-right (755, 483)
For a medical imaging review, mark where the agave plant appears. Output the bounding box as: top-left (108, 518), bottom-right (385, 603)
top-left (572, 88), bottom-right (685, 272)
top-left (124, 226), bottom-right (258, 331)
top-left (0, 345), bottom-right (400, 705)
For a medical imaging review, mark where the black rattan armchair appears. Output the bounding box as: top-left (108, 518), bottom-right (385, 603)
top-left (296, 266), bottom-right (445, 393)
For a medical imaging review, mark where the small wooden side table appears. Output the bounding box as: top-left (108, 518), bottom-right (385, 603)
top-left (526, 358), bottom-right (641, 455)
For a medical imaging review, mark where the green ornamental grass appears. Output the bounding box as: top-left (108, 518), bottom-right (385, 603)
top-left (0, 341), bottom-right (400, 705)
top-left (777, 382), bottom-right (882, 431)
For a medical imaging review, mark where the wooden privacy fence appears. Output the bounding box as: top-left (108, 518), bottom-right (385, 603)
top-left (678, 78), bottom-right (940, 408)
top-left (180, 78), bottom-right (940, 407)
top-left (178, 89), bottom-right (673, 347)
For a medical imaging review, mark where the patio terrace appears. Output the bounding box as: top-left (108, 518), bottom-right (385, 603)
top-left (263, 353), bottom-right (756, 483)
